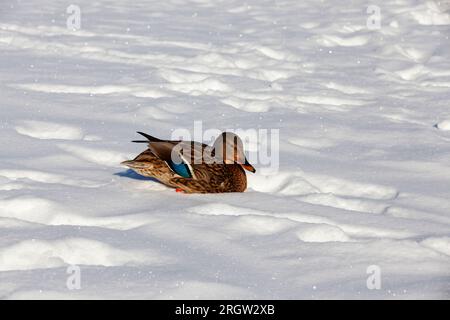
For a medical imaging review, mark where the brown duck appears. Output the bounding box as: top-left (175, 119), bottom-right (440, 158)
top-left (121, 131), bottom-right (256, 193)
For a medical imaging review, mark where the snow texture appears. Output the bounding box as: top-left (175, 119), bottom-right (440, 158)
top-left (0, 0), bottom-right (449, 299)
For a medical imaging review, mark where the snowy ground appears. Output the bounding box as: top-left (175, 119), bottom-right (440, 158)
top-left (1, 0), bottom-right (450, 299)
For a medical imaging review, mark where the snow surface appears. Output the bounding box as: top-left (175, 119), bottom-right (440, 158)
top-left (1, 0), bottom-right (450, 299)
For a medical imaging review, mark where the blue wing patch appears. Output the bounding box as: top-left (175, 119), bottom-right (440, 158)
top-left (167, 160), bottom-right (192, 178)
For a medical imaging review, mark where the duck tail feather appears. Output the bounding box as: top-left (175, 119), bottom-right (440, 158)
top-left (137, 131), bottom-right (162, 142)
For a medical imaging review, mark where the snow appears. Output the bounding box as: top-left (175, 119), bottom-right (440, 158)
top-left (1, 0), bottom-right (449, 299)
top-left (436, 120), bottom-right (450, 131)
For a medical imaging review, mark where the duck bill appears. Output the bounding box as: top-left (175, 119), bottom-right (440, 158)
top-left (241, 158), bottom-right (256, 173)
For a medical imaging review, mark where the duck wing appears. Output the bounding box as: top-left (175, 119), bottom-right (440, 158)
top-left (147, 141), bottom-right (214, 179)
top-left (131, 131), bottom-right (215, 179)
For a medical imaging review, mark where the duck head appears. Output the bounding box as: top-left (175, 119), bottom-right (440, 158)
top-left (213, 132), bottom-right (256, 173)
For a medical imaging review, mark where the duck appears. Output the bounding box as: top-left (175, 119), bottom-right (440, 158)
top-left (121, 131), bottom-right (256, 193)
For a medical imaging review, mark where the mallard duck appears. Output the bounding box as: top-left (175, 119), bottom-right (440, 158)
top-left (121, 131), bottom-right (256, 193)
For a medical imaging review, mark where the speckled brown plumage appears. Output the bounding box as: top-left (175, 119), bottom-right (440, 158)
top-left (171, 163), bottom-right (247, 193)
top-left (121, 149), bottom-right (179, 188)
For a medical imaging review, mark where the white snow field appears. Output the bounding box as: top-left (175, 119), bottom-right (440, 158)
top-left (1, 0), bottom-right (450, 299)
